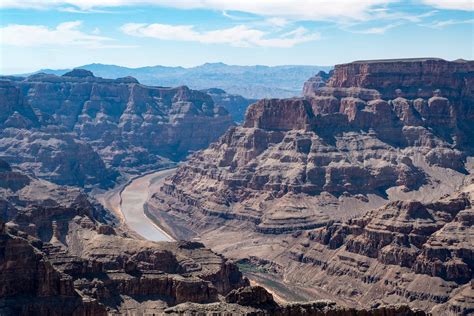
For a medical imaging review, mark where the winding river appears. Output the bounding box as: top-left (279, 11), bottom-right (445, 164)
top-left (117, 168), bottom-right (176, 242)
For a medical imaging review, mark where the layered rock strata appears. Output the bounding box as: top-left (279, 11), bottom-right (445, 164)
top-left (166, 286), bottom-right (425, 315)
top-left (149, 58), bottom-right (473, 313)
top-left (154, 58), bottom-right (473, 234)
top-left (284, 187), bottom-right (473, 314)
top-left (0, 160), bottom-right (424, 315)
top-left (0, 70), bottom-right (233, 187)
top-left (201, 88), bottom-right (257, 123)
top-left (0, 160), bottom-right (247, 315)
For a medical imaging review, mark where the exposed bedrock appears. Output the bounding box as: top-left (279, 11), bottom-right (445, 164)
top-left (0, 162), bottom-right (426, 315)
top-left (311, 194), bottom-right (472, 283)
top-left (201, 87), bottom-right (257, 123)
top-left (150, 59), bottom-right (473, 314)
top-left (0, 163), bottom-right (248, 315)
top-left (0, 71), bottom-right (233, 188)
top-left (155, 59), bottom-right (473, 236)
top-left (287, 187), bottom-right (473, 315)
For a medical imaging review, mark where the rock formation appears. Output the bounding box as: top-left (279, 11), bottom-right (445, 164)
top-left (153, 58), bottom-right (472, 233)
top-left (284, 186), bottom-right (473, 315)
top-left (166, 286), bottom-right (425, 315)
top-left (202, 88), bottom-right (257, 123)
top-left (149, 58), bottom-right (474, 314)
top-left (0, 160), bottom-right (248, 314)
top-left (302, 70), bottom-right (331, 96)
top-left (0, 71), bottom-right (233, 188)
top-left (0, 160), bottom-right (425, 315)
top-left (34, 63), bottom-right (332, 99)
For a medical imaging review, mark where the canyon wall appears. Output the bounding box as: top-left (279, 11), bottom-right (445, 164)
top-left (0, 159), bottom-right (425, 315)
top-left (150, 58), bottom-right (473, 313)
top-left (0, 70), bottom-right (233, 187)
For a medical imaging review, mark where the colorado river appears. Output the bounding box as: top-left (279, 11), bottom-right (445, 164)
top-left (118, 168), bottom-right (176, 242)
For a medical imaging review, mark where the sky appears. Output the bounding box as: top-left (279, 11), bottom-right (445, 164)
top-left (0, 0), bottom-right (473, 74)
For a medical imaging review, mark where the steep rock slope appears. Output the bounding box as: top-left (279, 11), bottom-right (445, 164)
top-left (285, 184), bottom-right (473, 314)
top-left (153, 58), bottom-right (473, 233)
top-left (0, 70), bottom-right (233, 187)
top-left (202, 88), bottom-right (257, 123)
top-left (0, 159), bottom-right (247, 315)
top-left (0, 160), bottom-right (423, 315)
top-left (149, 58), bottom-right (473, 313)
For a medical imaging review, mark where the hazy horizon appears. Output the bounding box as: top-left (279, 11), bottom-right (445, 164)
top-left (1, 0), bottom-right (473, 74)
top-left (4, 61), bottom-right (334, 76)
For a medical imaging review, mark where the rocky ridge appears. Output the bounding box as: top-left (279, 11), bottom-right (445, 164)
top-left (153, 58), bottom-right (473, 233)
top-left (284, 184), bottom-right (473, 314)
top-left (0, 159), bottom-right (424, 315)
top-left (148, 58), bottom-right (473, 313)
top-left (0, 70), bottom-right (233, 188)
top-left (32, 63), bottom-right (332, 99)
top-left (201, 88), bottom-right (257, 123)
top-left (0, 159), bottom-right (247, 314)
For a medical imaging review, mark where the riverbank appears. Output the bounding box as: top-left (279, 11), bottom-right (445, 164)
top-left (98, 168), bottom-right (177, 242)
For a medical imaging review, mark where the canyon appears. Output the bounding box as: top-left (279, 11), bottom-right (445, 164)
top-left (0, 57), bottom-right (471, 315)
top-left (0, 69), bottom-right (233, 188)
top-left (0, 158), bottom-right (424, 315)
top-left (149, 58), bottom-right (474, 314)
top-left (31, 63), bottom-right (332, 99)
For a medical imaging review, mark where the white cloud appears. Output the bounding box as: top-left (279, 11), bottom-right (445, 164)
top-left (368, 9), bottom-right (437, 22)
top-left (121, 23), bottom-right (320, 48)
top-left (265, 17), bottom-right (290, 27)
top-left (421, 0), bottom-right (473, 11)
top-left (351, 22), bottom-right (402, 34)
top-left (58, 7), bottom-right (114, 13)
top-left (0, 21), bottom-right (125, 48)
top-left (2, 1), bottom-right (472, 21)
top-left (221, 11), bottom-right (257, 21)
top-left (421, 18), bottom-right (474, 28)
top-left (1, 0), bottom-right (398, 21)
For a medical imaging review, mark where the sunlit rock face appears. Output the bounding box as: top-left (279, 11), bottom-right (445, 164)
top-left (0, 161), bottom-right (248, 315)
top-left (149, 58), bottom-right (473, 313)
top-left (0, 71), bottom-right (233, 188)
top-left (156, 58), bottom-right (473, 233)
top-left (0, 159), bottom-right (424, 316)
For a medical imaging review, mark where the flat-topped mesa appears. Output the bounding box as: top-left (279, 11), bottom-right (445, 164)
top-left (325, 58), bottom-right (474, 99)
top-left (300, 58), bottom-right (474, 151)
top-left (62, 68), bottom-right (95, 78)
top-left (243, 98), bottom-right (314, 131)
top-left (23, 70), bottom-right (141, 85)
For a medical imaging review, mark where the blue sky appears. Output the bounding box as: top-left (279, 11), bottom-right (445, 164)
top-left (0, 0), bottom-right (473, 74)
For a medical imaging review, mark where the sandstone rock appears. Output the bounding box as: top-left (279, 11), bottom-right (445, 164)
top-left (165, 299), bottom-right (425, 315)
top-left (302, 70), bottom-right (331, 97)
top-left (150, 58), bottom-right (473, 314)
top-left (326, 58), bottom-right (473, 100)
top-left (62, 68), bottom-right (94, 78)
top-left (225, 286), bottom-right (277, 308)
top-left (0, 72), bottom-right (233, 187)
top-left (313, 193), bottom-right (472, 281)
top-left (202, 88), bottom-right (257, 123)
top-left (0, 167), bottom-right (248, 315)
top-left (243, 98), bottom-right (314, 131)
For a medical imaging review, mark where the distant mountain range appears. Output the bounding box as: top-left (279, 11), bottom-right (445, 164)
top-left (22, 63), bottom-right (332, 99)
